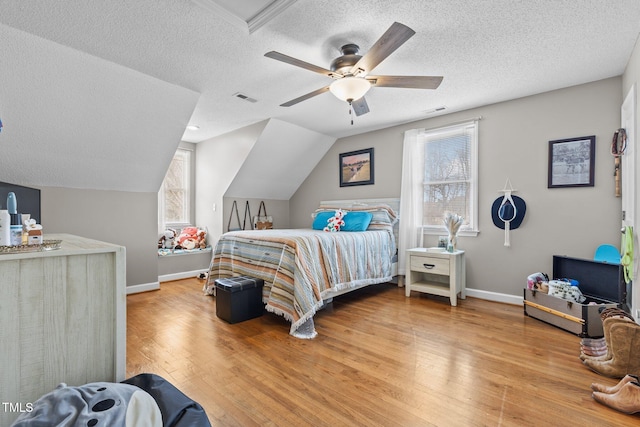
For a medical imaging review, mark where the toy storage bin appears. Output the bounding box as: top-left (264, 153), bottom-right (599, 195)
top-left (524, 255), bottom-right (627, 337)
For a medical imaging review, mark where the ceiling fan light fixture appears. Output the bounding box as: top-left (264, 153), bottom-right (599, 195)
top-left (329, 77), bottom-right (371, 102)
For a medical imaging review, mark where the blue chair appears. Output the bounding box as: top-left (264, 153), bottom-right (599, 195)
top-left (594, 244), bottom-right (621, 264)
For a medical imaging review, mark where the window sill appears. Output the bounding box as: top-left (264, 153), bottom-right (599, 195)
top-left (422, 228), bottom-right (479, 237)
top-left (158, 247), bottom-right (212, 257)
top-left (164, 223), bottom-right (194, 229)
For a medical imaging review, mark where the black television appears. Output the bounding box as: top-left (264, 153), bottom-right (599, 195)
top-left (0, 181), bottom-right (41, 223)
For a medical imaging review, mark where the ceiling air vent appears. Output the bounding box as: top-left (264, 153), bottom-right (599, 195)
top-left (233, 92), bottom-right (258, 103)
top-left (424, 106), bottom-right (446, 115)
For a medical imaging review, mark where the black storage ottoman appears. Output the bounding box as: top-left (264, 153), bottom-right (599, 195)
top-left (215, 276), bottom-right (264, 324)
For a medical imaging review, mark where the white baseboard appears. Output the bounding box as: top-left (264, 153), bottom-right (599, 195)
top-left (159, 269), bottom-right (208, 283)
top-left (466, 287), bottom-right (523, 306)
top-left (126, 281), bottom-right (160, 295)
top-left (128, 278), bottom-right (523, 304)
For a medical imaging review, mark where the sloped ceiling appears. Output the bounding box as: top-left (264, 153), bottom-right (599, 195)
top-left (0, 24), bottom-right (199, 192)
top-left (1, 1), bottom-right (640, 194)
top-left (225, 119), bottom-right (336, 200)
top-left (1, 0), bottom-right (640, 147)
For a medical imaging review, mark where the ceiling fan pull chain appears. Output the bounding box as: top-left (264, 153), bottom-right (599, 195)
top-left (349, 101), bottom-right (354, 125)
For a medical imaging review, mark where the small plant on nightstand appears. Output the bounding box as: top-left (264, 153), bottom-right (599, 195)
top-left (443, 213), bottom-right (463, 252)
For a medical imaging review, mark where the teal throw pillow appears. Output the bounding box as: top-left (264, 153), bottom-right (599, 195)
top-left (341, 212), bottom-right (373, 231)
top-left (312, 212), bottom-right (335, 230)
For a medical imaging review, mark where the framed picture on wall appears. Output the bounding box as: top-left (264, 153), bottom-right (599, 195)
top-left (548, 136), bottom-right (595, 188)
top-left (339, 148), bottom-right (374, 187)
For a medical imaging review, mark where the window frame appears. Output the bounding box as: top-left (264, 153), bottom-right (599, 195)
top-left (159, 147), bottom-right (194, 230)
top-left (420, 120), bottom-right (479, 237)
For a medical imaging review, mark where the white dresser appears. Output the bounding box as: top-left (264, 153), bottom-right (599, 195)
top-left (405, 248), bottom-right (466, 306)
top-left (0, 234), bottom-right (126, 425)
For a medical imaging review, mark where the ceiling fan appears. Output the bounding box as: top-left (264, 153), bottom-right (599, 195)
top-left (264, 22), bottom-right (443, 120)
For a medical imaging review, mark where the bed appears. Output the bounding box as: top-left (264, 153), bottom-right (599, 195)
top-left (204, 199), bottom-right (399, 338)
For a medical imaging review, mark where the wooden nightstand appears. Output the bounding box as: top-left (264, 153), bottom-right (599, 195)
top-left (405, 248), bottom-right (466, 306)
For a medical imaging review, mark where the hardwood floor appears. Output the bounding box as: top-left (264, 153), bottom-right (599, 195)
top-left (126, 278), bottom-right (640, 426)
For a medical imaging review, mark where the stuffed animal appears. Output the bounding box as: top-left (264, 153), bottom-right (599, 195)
top-left (527, 272), bottom-right (549, 293)
top-left (158, 229), bottom-right (176, 249)
top-left (324, 209), bottom-right (347, 232)
top-left (176, 227), bottom-right (198, 249)
top-left (533, 281), bottom-right (549, 293)
top-left (196, 229), bottom-right (207, 249)
top-left (175, 227), bottom-right (207, 250)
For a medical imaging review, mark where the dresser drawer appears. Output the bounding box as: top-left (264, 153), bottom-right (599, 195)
top-left (410, 255), bottom-right (450, 275)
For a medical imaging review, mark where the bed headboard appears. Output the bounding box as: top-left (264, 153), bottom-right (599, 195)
top-left (319, 198), bottom-right (400, 259)
top-left (319, 198), bottom-right (400, 215)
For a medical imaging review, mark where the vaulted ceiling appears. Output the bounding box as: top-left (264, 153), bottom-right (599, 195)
top-left (1, 1), bottom-right (640, 192)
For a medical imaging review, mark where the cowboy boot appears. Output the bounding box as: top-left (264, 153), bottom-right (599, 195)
top-left (592, 381), bottom-right (640, 414)
top-left (580, 317), bottom-right (629, 362)
top-left (583, 321), bottom-right (640, 378)
top-left (601, 308), bottom-right (635, 323)
top-left (581, 337), bottom-right (607, 358)
top-left (591, 374), bottom-right (640, 393)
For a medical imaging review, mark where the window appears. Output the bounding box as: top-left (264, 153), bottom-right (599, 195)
top-left (159, 147), bottom-right (192, 228)
top-left (397, 120), bottom-right (480, 274)
top-left (421, 121), bottom-right (478, 234)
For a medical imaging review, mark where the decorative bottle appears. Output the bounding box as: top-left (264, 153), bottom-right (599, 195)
top-left (7, 192), bottom-right (22, 246)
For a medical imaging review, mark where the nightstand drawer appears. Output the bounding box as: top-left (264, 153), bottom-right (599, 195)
top-left (410, 256), bottom-right (450, 275)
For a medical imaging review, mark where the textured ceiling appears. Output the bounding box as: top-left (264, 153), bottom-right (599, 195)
top-left (1, 0), bottom-right (640, 147)
top-left (0, 22), bottom-right (199, 192)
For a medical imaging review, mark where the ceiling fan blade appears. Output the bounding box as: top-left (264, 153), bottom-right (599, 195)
top-left (367, 75), bottom-right (443, 89)
top-left (351, 97), bottom-right (370, 116)
top-left (265, 51), bottom-right (335, 77)
top-left (280, 85), bottom-right (331, 107)
top-left (349, 22), bottom-right (415, 75)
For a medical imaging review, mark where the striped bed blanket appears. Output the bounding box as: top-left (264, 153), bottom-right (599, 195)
top-left (205, 228), bottom-right (396, 338)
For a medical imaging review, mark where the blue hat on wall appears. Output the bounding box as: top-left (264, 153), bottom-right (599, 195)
top-left (491, 195), bottom-right (527, 230)
top-left (492, 179), bottom-right (526, 247)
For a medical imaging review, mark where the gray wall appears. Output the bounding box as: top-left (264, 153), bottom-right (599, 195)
top-left (221, 198), bottom-right (290, 231)
top-left (158, 250), bottom-right (212, 278)
top-left (291, 77), bottom-right (623, 299)
top-left (34, 77), bottom-right (623, 294)
top-left (195, 121), bottom-right (268, 246)
top-left (40, 186), bottom-right (158, 288)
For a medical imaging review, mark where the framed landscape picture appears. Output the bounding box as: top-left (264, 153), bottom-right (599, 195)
top-left (339, 148), bottom-right (374, 187)
top-left (548, 136), bottom-right (595, 188)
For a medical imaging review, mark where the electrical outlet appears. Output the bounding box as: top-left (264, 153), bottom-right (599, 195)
top-left (636, 309), bottom-right (640, 320)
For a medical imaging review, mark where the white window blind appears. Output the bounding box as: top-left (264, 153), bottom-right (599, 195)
top-left (159, 148), bottom-right (192, 228)
top-left (421, 121), bottom-right (477, 233)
